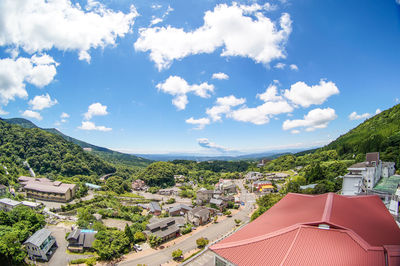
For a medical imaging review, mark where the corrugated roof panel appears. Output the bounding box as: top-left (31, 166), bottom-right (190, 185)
top-left (284, 227), bottom-right (385, 266)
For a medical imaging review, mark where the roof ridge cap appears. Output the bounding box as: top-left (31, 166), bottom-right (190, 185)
top-left (321, 193), bottom-right (334, 222)
top-left (279, 226), bottom-right (302, 266)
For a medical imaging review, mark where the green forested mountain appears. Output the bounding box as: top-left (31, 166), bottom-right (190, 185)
top-left (0, 117), bottom-right (152, 168)
top-left (322, 103), bottom-right (400, 166)
top-left (0, 120), bottom-right (116, 182)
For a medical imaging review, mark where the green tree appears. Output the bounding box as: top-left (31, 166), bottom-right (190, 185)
top-left (196, 237), bottom-right (209, 248)
top-left (134, 231), bottom-right (146, 243)
top-left (141, 162), bottom-right (176, 188)
top-left (172, 249), bottom-right (183, 260)
top-left (148, 234), bottom-right (162, 248)
top-left (234, 219), bottom-right (241, 226)
top-left (124, 224), bottom-right (134, 243)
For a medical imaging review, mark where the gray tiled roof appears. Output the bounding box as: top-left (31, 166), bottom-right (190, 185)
top-left (168, 204), bottom-right (192, 213)
top-left (149, 202), bottom-right (161, 212)
top-left (0, 198), bottom-right (21, 207)
top-left (210, 198), bottom-right (223, 206)
top-left (18, 176), bottom-right (76, 194)
top-left (24, 228), bottom-right (52, 247)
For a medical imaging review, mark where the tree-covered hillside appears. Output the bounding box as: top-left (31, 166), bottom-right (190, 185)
top-left (0, 120), bottom-right (115, 183)
top-left (1, 117), bottom-right (152, 168)
top-left (322, 103), bottom-right (400, 165)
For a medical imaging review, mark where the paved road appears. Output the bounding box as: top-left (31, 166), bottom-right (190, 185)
top-left (119, 180), bottom-right (256, 266)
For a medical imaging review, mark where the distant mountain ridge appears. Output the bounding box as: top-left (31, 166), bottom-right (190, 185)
top-left (0, 117), bottom-right (152, 168)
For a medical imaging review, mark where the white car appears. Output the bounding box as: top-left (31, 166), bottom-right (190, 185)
top-left (134, 244), bottom-right (142, 251)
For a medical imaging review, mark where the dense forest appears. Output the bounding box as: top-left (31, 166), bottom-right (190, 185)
top-left (0, 120), bottom-right (115, 184)
top-left (1, 118), bottom-right (152, 168)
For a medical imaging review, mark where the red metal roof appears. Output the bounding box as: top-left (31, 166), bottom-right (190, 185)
top-left (210, 193), bottom-right (400, 266)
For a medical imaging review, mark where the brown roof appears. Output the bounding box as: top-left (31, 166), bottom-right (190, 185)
top-left (19, 176), bottom-right (76, 194)
top-left (366, 152), bottom-right (379, 164)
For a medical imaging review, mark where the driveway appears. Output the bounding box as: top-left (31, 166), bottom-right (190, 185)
top-left (33, 225), bottom-right (94, 266)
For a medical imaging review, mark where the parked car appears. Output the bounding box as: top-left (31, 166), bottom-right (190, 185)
top-left (134, 244), bottom-right (142, 251)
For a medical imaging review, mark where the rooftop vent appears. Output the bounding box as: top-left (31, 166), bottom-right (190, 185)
top-left (318, 224), bottom-right (330, 230)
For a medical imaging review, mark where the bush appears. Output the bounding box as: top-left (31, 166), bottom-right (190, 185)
top-left (181, 224), bottom-right (192, 235)
top-left (166, 197), bottom-right (176, 204)
top-left (134, 231), bottom-right (146, 243)
top-left (172, 249), bottom-right (183, 260)
top-left (196, 237), bottom-right (209, 248)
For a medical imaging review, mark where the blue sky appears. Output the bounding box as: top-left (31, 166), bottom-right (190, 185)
top-left (0, 0), bottom-right (399, 155)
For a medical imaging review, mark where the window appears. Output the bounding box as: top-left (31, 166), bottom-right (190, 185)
top-left (215, 256), bottom-right (227, 266)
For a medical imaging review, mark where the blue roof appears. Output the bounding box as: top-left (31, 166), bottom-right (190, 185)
top-left (85, 183), bottom-right (101, 189)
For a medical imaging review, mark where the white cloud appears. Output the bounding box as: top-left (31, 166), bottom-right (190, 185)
top-left (0, 55), bottom-right (57, 105)
top-left (206, 95), bottom-right (246, 121)
top-left (135, 3), bottom-right (292, 70)
top-left (156, 76), bottom-right (214, 110)
top-left (289, 64), bottom-right (298, 71)
top-left (78, 121), bottom-right (112, 131)
top-left (230, 100), bottom-right (293, 125)
top-left (375, 108), bottom-right (381, 115)
top-left (84, 103), bottom-right (108, 120)
top-left (185, 117), bottom-right (210, 130)
top-left (151, 4), bottom-right (162, 10)
top-left (348, 111), bottom-right (371, 121)
top-left (257, 83), bottom-right (282, 102)
top-left (212, 72), bottom-right (229, 80)
top-left (396, 0), bottom-right (400, 5)
top-left (291, 129), bottom-right (300, 134)
top-left (61, 112), bottom-right (70, 118)
top-left (284, 79), bottom-right (339, 108)
top-left (28, 93), bottom-right (58, 110)
top-left (282, 107), bottom-right (337, 131)
top-left (274, 62), bottom-right (286, 69)
top-left (22, 110), bottom-right (42, 120)
top-left (0, 0), bottom-right (138, 63)
top-left (197, 138), bottom-right (228, 152)
top-left (150, 18), bottom-right (163, 26)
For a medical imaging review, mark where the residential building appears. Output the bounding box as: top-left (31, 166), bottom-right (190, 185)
top-left (216, 179), bottom-right (237, 194)
top-left (186, 206), bottom-right (211, 226)
top-left (168, 204), bottom-right (192, 216)
top-left (257, 159), bottom-right (268, 168)
top-left (382, 162), bottom-right (396, 178)
top-left (149, 201), bottom-right (162, 216)
top-left (132, 179), bottom-right (147, 191)
top-left (196, 188), bottom-right (215, 204)
top-left (143, 217), bottom-right (180, 242)
top-left (21, 201), bottom-right (42, 209)
top-left (210, 193), bottom-right (400, 266)
top-left (210, 198), bottom-right (225, 210)
top-left (24, 228), bottom-right (58, 262)
top-left (158, 187), bottom-right (180, 196)
top-left (342, 152), bottom-right (395, 196)
top-left (0, 198), bottom-right (22, 211)
top-left (18, 176), bottom-right (77, 202)
top-left (67, 229), bottom-right (97, 252)
top-left (0, 184), bottom-right (7, 195)
top-left (174, 175), bottom-right (186, 183)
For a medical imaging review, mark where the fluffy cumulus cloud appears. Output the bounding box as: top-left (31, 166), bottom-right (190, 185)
top-left (28, 93), bottom-right (58, 110)
top-left (22, 110), bottom-right (42, 120)
top-left (348, 111), bottom-right (371, 121)
top-left (282, 107), bottom-right (337, 132)
top-left (185, 117), bottom-right (210, 130)
top-left (229, 84), bottom-right (293, 125)
top-left (206, 95), bottom-right (246, 122)
top-left (0, 54), bottom-right (57, 105)
top-left (78, 121), bottom-right (112, 131)
top-left (197, 138), bottom-right (228, 152)
top-left (375, 108), bottom-right (381, 115)
top-left (212, 72), bottom-right (229, 80)
top-left (0, 0), bottom-right (138, 63)
top-left (156, 76), bottom-right (214, 110)
top-left (289, 64), bottom-right (298, 71)
top-left (284, 79), bottom-right (339, 108)
top-left (135, 3), bottom-right (292, 70)
top-left (84, 102), bottom-right (108, 120)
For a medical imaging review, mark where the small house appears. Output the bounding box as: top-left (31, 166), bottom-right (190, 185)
top-left (24, 228), bottom-right (57, 262)
top-left (0, 198), bottom-right (22, 211)
top-left (67, 229), bottom-right (97, 252)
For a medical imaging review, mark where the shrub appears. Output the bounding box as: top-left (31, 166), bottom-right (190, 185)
top-left (196, 237), bottom-right (209, 248)
top-left (172, 249), bottom-right (183, 260)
